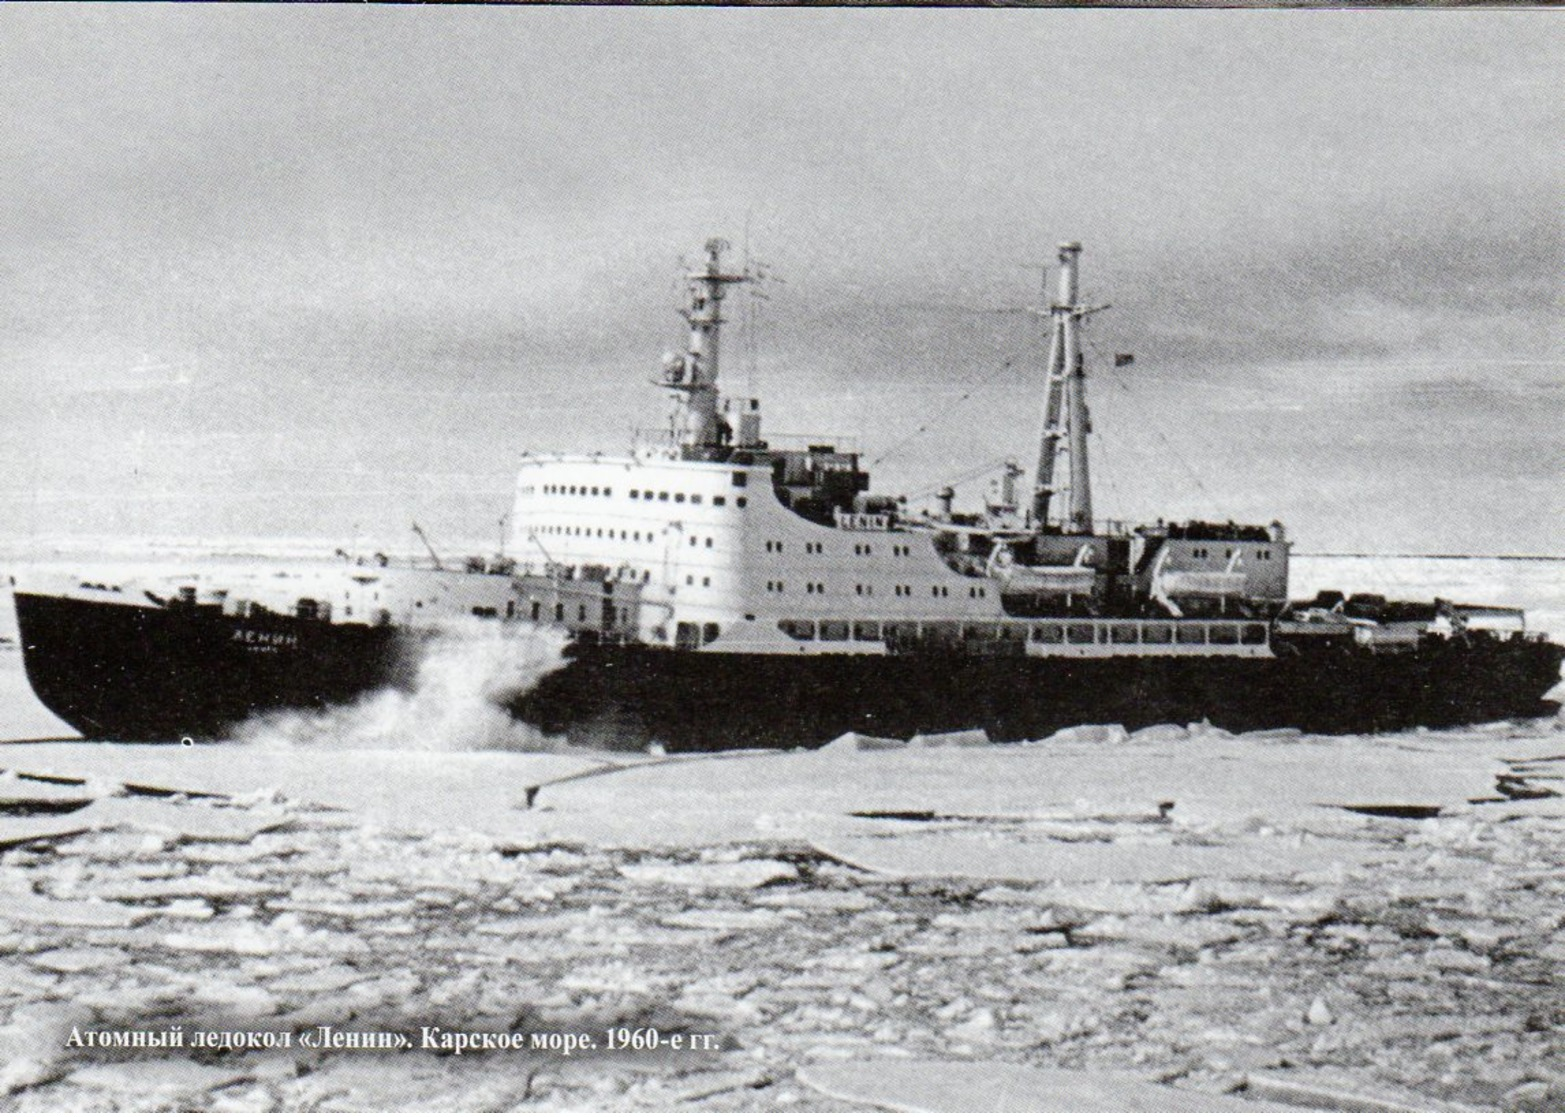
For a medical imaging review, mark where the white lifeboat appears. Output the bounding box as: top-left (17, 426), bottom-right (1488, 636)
top-left (986, 541), bottom-right (1096, 595)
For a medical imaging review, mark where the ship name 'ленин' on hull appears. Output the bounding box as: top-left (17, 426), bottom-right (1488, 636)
top-left (13, 239), bottom-right (1563, 748)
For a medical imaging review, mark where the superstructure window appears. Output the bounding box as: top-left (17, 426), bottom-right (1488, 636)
top-left (713, 496), bottom-right (727, 507)
top-left (1176, 624), bottom-right (1206, 645)
top-left (779, 619), bottom-right (815, 640)
top-left (819, 621), bottom-right (849, 642)
top-left (675, 493), bottom-right (686, 503)
top-left (853, 621), bottom-right (882, 641)
top-left (732, 472), bottom-right (747, 487)
top-left (659, 491), bottom-right (669, 501)
top-left (631, 489), bottom-right (640, 498)
top-left (1066, 623), bottom-right (1096, 644)
top-left (1032, 623), bottom-right (1063, 644)
top-left (736, 497), bottom-right (747, 509)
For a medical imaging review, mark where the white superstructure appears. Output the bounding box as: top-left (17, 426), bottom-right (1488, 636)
top-left (498, 239), bottom-right (1290, 660)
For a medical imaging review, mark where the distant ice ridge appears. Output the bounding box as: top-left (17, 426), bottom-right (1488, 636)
top-left (232, 619), bottom-right (569, 753)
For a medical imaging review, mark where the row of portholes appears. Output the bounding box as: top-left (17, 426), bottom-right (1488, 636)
top-left (538, 525), bottom-right (659, 543)
top-left (762, 582), bottom-right (965, 598)
top-left (541, 482), bottom-right (747, 510)
top-left (1189, 546), bottom-right (1275, 561)
top-left (764, 540), bottom-right (914, 557)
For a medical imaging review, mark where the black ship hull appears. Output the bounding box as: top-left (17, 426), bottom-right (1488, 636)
top-left (14, 592), bottom-right (1561, 751)
top-left (507, 636), bottom-right (1565, 752)
top-left (13, 592), bottom-right (415, 742)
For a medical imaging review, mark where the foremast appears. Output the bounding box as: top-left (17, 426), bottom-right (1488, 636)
top-left (658, 239), bottom-right (748, 461)
top-left (1030, 241), bottom-right (1094, 533)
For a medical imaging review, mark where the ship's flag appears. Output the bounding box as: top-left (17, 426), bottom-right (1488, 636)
top-left (1114, 353), bottom-right (1135, 367)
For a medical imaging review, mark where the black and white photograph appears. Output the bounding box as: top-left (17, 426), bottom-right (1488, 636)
top-left (0, 5), bottom-right (1561, 1112)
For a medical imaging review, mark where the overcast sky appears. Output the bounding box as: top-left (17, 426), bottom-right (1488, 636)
top-left (2, 8), bottom-right (1560, 556)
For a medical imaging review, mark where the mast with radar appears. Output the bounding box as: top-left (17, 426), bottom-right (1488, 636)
top-left (658, 239), bottom-right (748, 461)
